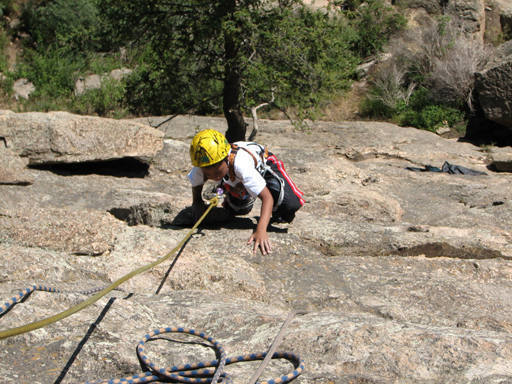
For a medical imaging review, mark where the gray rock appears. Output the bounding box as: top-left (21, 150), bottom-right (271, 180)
top-left (0, 204), bottom-right (121, 255)
top-left (469, 41), bottom-right (512, 144)
top-left (12, 78), bottom-right (35, 100)
top-left (109, 68), bottom-right (132, 81)
top-left (151, 138), bottom-right (191, 173)
top-left (132, 114), bottom-right (228, 140)
top-left (494, 0), bottom-right (512, 38)
top-left (74, 69), bottom-right (132, 96)
top-left (0, 110), bottom-right (164, 164)
top-left (447, 0), bottom-right (486, 35)
top-left (74, 74), bottom-right (102, 96)
top-left (0, 146), bottom-right (33, 185)
top-left (475, 61), bottom-right (512, 128)
top-left (489, 146), bottom-right (512, 171)
top-left (1, 117), bottom-right (512, 383)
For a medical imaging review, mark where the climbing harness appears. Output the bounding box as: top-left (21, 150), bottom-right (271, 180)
top-left (0, 192), bottom-right (305, 383)
top-left (0, 196), bottom-right (220, 340)
top-left (226, 143), bottom-right (285, 212)
top-left (86, 326), bottom-right (304, 384)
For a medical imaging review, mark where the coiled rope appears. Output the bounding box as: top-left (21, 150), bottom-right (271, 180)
top-left (0, 195), bottom-right (305, 383)
top-left (0, 196), bottom-right (219, 340)
top-left (87, 326), bottom-right (304, 384)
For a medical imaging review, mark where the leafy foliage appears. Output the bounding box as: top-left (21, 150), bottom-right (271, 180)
top-left (0, 0), bottom-right (16, 18)
top-left (5, 0), bottom-right (404, 126)
top-left (361, 17), bottom-right (491, 133)
top-left (363, 85), bottom-right (465, 132)
top-left (20, 0), bottom-right (100, 54)
top-left (15, 47), bottom-right (83, 98)
top-left (98, 0), bottom-right (369, 137)
top-left (343, 0), bottom-right (406, 58)
top-left (71, 77), bottom-right (126, 117)
top-left (0, 28), bottom-right (8, 72)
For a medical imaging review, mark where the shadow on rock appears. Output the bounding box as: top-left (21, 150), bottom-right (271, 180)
top-left (169, 206), bottom-right (288, 233)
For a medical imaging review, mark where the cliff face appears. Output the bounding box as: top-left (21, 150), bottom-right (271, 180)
top-left (1, 112), bottom-right (512, 383)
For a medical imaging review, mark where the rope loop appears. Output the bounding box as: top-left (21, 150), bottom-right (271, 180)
top-left (87, 327), bottom-right (304, 384)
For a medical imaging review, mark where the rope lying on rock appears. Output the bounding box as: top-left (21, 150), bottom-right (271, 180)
top-left (0, 285), bottom-right (116, 317)
top-left (87, 326), bottom-right (304, 384)
top-left (0, 196), bottom-right (219, 340)
top-left (0, 194), bottom-right (306, 383)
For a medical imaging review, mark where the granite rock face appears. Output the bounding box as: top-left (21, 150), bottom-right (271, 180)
top-left (1, 113), bottom-right (512, 383)
top-left (0, 111), bottom-right (164, 164)
top-left (475, 43), bottom-right (512, 129)
top-left (468, 41), bottom-right (512, 145)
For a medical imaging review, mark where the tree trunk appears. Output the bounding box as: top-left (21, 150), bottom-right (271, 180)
top-left (223, 24), bottom-right (246, 143)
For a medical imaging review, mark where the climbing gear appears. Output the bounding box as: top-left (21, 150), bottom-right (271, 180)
top-left (190, 129), bottom-right (230, 167)
top-left (0, 285), bottom-right (124, 318)
top-left (0, 196), bottom-right (220, 340)
top-left (0, 195), bottom-right (306, 382)
top-left (226, 143), bottom-right (285, 212)
top-left (87, 326), bottom-right (304, 384)
top-left (265, 154), bottom-right (304, 223)
top-left (227, 143), bottom-right (268, 181)
top-left (248, 310), bottom-right (306, 384)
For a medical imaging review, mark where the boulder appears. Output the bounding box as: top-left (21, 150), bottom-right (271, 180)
top-left (1, 117), bottom-right (512, 383)
top-left (12, 78), bottom-right (35, 100)
top-left (467, 40), bottom-right (512, 145)
top-left (447, 0), bottom-right (486, 36)
top-left (0, 146), bottom-right (33, 185)
top-left (489, 146), bottom-right (512, 171)
top-left (109, 67), bottom-right (132, 81)
top-left (74, 68), bottom-right (133, 96)
top-left (0, 111), bottom-right (164, 164)
top-left (396, 0), bottom-right (487, 39)
top-left (74, 74), bottom-right (101, 96)
top-left (493, 0), bottom-right (512, 39)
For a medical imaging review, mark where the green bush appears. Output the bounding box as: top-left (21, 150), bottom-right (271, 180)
top-left (0, 28), bottom-right (8, 72)
top-left (360, 97), bottom-right (394, 118)
top-left (71, 78), bottom-right (127, 117)
top-left (0, 0), bottom-right (16, 18)
top-left (396, 104), bottom-right (464, 132)
top-left (15, 47), bottom-right (83, 98)
top-left (348, 0), bottom-right (406, 58)
top-left (363, 85), bottom-right (464, 132)
top-left (21, 0), bottom-right (100, 54)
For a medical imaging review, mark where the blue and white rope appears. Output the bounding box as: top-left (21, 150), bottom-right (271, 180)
top-left (87, 327), bottom-right (304, 384)
top-left (0, 285), bottom-right (112, 316)
top-left (1, 288), bottom-right (304, 383)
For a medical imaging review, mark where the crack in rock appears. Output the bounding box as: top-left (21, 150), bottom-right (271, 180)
top-left (390, 242), bottom-right (511, 260)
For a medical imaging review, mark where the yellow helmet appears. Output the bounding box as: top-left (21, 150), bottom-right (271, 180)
top-left (190, 129), bottom-right (230, 167)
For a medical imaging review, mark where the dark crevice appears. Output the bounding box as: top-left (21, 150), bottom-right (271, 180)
top-left (0, 137), bottom-right (6, 148)
top-left (28, 157), bottom-right (149, 178)
top-left (487, 162), bottom-right (512, 173)
top-left (311, 239), bottom-right (511, 261)
top-left (390, 242), bottom-right (511, 260)
top-left (108, 202), bottom-right (177, 227)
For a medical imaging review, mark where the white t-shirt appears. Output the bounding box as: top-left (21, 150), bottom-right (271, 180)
top-left (188, 142), bottom-right (267, 198)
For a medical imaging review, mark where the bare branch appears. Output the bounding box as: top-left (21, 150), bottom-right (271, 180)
top-left (149, 93), bottom-right (223, 129)
top-left (248, 90), bottom-right (275, 141)
top-left (150, 114), bottom-right (180, 129)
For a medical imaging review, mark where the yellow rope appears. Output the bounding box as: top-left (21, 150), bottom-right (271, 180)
top-left (0, 197), bottom-right (218, 340)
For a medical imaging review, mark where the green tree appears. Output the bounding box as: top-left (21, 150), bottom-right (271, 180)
top-left (21, 0), bottom-right (100, 54)
top-left (99, 0), bottom-right (359, 141)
